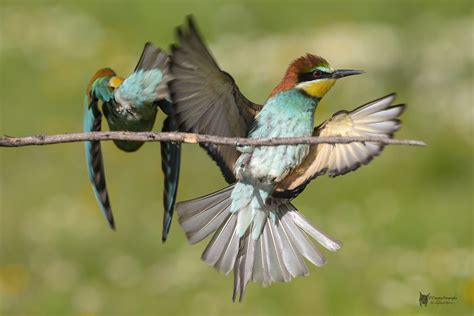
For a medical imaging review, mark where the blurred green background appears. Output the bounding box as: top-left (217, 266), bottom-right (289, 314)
top-left (1, 0), bottom-right (472, 315)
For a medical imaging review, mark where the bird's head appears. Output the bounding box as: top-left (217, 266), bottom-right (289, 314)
top-left (108, 75), bottom-right (124, 90)
top-left (269, 54), bottom-right (363, 99)
top-left (87, 68), bottom-right (125, 102)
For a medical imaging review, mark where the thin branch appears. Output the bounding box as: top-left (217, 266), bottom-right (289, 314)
top-left (0, 131), bottom-right (426, 148)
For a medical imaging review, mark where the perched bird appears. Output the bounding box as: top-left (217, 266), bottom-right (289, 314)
top-left (84, 43), bottom-right (181, 241)
top-left (170, 17), bottom-right (406, 301)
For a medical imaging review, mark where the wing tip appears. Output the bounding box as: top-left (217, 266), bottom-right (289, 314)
top-left (170, 43), bottom-right (179, 54)
top-left (392, 103), bottom-right (407, 116)
top-left (143, 41), bottom-right (155, 50)
top-left (325, 239), bottom-right (343, 252)
top-left (175, 14), bottom-right (205, 49)
top-left (162, 212), bottom-right (173, 242)
top-left (186, 14), bottom-right (196, 30)
top-left (175, 15), bottom-right (197, 42)
top-left (382, 92), bottom-right (397, 104)
top-left (176, 25), bottom-right (185, 40)
top-left (107, 213), bottom-right (116, 230)
top-left (387, 92), bottom-right (397, 99)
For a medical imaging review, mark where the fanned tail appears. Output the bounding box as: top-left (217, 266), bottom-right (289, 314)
top-left (176, 186), bottom-right (341, 302)
top-left (232, 203), bottom-right (341, 301)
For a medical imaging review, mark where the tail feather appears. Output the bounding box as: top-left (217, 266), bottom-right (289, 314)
top-left (264, 217), bottom-right (291, 283)
top-left (233, 230), bottom-right (255, 302)
top-left (236, 203), bottom-right (337, 299)
top-left (275, 213), bottom-right (308, 278)
top-left (253, 235), bottom-right (272, 287)
top-left (178, 185), bottom-right (234, 219)
top-left (177, 185), bottom-right (234, 243)
top-left (184, 201), bottom-right (230, 244)
top-left (201, 213), bottom-right (238, 270)
top-left (213, 219), bottom-right (240, 274)
top-left (278, 205), bottom-right (326, 267)
top-left (290, 209), bottom-right (342, 251)
top-left (176, 186), bottom-right (341, 302)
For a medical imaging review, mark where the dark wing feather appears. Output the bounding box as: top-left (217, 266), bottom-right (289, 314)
top-left (273, 93), bottom-right (405, 199)
top-left (169, 16), bottom-right (262, 183)
top-left (84, 93), bottom-right (115, 229)
top-left (160, 108), bottom-right (182, 242)
top-left (134, 42), bottom-right (169, 72)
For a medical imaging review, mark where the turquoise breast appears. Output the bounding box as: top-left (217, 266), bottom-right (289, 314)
top-left (239, 89), bottom-right (318, 184)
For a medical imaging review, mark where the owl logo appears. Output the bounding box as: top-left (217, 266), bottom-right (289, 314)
top-left (419, 292), bottom-right (430, 307)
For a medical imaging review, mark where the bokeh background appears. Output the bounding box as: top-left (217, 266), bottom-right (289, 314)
top-left (1, 0), bottom-right (472, 315)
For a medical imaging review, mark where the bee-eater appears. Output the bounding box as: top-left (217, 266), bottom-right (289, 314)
top-left (84, 42), bottom-right (180, 241)
top-left (170, 17), bottom-right (405, 301)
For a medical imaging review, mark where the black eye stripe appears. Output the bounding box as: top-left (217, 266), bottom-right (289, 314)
top-left (298, 70), bottom-right (331, 82)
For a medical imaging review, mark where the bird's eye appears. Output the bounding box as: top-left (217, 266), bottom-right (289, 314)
top-left (313, 70), bottom-right (322, 78)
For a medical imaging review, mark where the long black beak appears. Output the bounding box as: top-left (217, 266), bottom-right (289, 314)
top-left (332, 69), bottom-right (364, 79)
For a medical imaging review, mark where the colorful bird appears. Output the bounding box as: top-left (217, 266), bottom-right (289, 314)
top-left (170, 17), bottom-right (405, 301)
top-left (84, 42), bottom-right (180, 241)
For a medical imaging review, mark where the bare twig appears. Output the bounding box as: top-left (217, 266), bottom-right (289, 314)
top-left (0, 131), bottom-right (426, 148)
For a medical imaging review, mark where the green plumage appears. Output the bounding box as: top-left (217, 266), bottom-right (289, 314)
top-left (83, 43), bottom-right (181, 240)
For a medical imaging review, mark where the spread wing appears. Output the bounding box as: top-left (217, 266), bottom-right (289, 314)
top-left (83, 88), bottom-right (115, 229)
top-left (169, 16), bottom-right (262, 183)
top-left (273, 93), bottom-right (405, 199)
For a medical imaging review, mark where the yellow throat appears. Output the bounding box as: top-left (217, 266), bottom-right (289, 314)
top-left (301, 79), bottom-right (336, 98)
